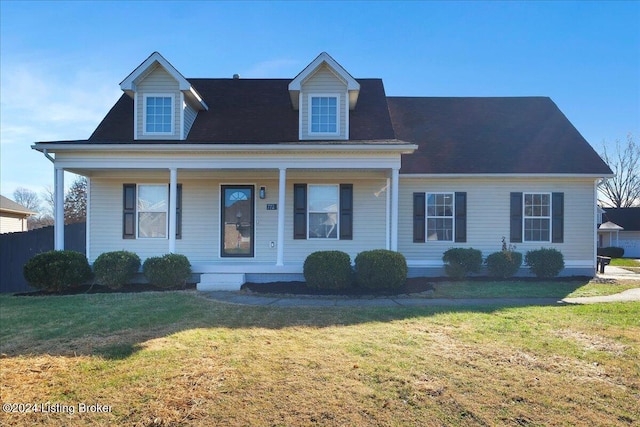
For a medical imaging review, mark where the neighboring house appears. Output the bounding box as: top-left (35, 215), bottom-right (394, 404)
top-left (599, 208), bottom-right (640, 257)
top-left (0, 195), bottom-right (36, 233)
top-left (31, 52), bottom-right (613, 289)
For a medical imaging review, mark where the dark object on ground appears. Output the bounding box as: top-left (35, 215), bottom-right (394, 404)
top-left (15, 283), bottom-right (196, 296)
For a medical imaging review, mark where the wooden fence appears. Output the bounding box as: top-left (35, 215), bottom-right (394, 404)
top-left (0, 223), bottom-right (86, 293)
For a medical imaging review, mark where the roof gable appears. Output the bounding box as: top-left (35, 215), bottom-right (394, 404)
top-left (288, 52), bottom-right (360, 110)
top-left (603, 208), bottom-right (640, 231)
top-left (119, 52), bottom-right (207, 111)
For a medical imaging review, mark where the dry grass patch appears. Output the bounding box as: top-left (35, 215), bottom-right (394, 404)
top-left (1, 292), bottom-right (639, 426)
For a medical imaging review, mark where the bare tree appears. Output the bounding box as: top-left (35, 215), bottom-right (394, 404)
top-left (599, 134), bottom-right (639, 208)
top-left (12, 187), bottom-right (41, 212)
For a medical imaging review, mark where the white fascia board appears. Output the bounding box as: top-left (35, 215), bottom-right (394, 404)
top-left (400, 173), bottom-right (615, 179)
top-left (52, 156), bottom-right (404, 171)
top-left (33, 143), bottom-right (417, 154)
top-left (288, 52), bottom-right (360, 91)
top-left (120, 52), bottom-right (207, 111)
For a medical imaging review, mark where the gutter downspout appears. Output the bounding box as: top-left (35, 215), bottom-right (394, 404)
top-left (42, 148), bottom-right (55, 163)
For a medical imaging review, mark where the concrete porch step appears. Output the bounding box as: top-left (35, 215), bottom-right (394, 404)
top-left (197, 273), bottom-right (246, 291)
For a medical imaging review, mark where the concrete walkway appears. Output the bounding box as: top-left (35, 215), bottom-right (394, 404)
top-left (203, 286), bottom-right (640, 308)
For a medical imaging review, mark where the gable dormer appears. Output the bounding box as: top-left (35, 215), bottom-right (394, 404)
top-left (289, 52), bottom-right (360, 141)
top-left (120, 52), bottom-right (208, 140)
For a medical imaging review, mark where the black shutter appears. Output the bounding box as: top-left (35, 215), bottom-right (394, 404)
top-left (510, 192), bottom-right (523, 243)
top-left (413, 192), bottom-right (426, 243)
top-left (123, 184), bottom-right (136, 239)
top-left (455, 192), bottom-right (467, 243)
top-left (339, 184), bottom-right (353, 240)
top-left (176, 184), bottom-right (182, 239)
top-left (552, 192), bottom-right (564, 243)
top-left (293, 184), bottom-right (307, 239)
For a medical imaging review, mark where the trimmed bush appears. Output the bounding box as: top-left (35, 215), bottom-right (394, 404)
top-left (442, 248), bottom-right (483, 279)
top-left (93, 251), bottom-right (141, 289)
top-left (597, 247), bottom-right (625, 258)
top-left (355, 249), bottom-right (407, 290)
top-left (303, 251), bottom-right (353, 290)
top-left (23, 250), bottom-right (92, 292)
top-left (486, 250), bottom-right (523, 278)
top-left (525, 248), bottom-right (565, 278)
top-left (142, 253), bottom-right (192, 289)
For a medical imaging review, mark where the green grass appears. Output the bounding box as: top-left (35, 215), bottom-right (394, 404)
top-left (1, 290), bottom-right (639, 426)
top-left (430, 278), bottom-right (640, 299)
top-left (610, 258), bottom-right (640, 267)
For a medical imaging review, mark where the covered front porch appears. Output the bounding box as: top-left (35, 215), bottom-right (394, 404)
top-left (34, 142), bottom-right (416, 289)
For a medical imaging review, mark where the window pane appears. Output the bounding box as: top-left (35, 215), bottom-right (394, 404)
top-left (308, 185), bottom-right (338, 212)
top-left (309, 213), bottom-right (337, 238)
top-left (427, 218), bottom-right (453, 241)
top-left (146, 96), bottom-right (172, 133)
top-left (310, 96), bottom-right (338, 134)
top-left (525, 218), bottom-right (550, 241)
top-left (138, 212), bottom-right (167, 238)
top-left (138, 185), bottom-right (167, 211)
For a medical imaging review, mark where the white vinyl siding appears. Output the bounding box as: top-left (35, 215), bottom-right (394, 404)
top-left (135, 65), bottom-right (181, 140)
top-left (399, 177), bottom-right (597, 267)
top-left (88, 171), bottom-right (387, 266)
top-left (183, 102), bottom-right (198, 138)
top-left (300, 64), bottom-right (348, 140)
top-left (0, 214), bottom-right (29, 233)
top-left (285, 172), bottom-right (387, 263)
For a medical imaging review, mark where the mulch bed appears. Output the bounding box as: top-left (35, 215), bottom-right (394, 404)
top-left (241, 277), bottom-right (436, 296)
top-left (14, 283), bottom-right (196, 297)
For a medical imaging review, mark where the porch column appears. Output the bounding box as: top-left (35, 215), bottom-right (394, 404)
top-left (276, 168), bottom-right (286, 266)
top-left (54, 167), bottom-right (65, 250)
top-left (168, 168), bottom-right (177, 253)
top-left (390, 167), bottom-right (400, 251)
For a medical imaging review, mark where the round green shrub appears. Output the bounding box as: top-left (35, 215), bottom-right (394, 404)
top-left (303, 251), bottom-right (353, 290)
top-left (442, 248), bottom-right (483, 279)
top-left (525, 248), bottom-right (565, 278)
top-left (142, 253), bottom-right (192, 289)
top-left (486, 250), bottom-right (523, 278)
top-left (355, 249), bottom-right (407, 290)
top-left (23, 250), bottom-right (92, 292)
top-left (597, 247), bottom-right (625, 258)
top-left (93, 251), bottom-right (141, 289)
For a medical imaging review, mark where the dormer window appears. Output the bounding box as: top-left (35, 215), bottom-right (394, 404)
top-left (309, 95), bottom-right (339, 135)
top-left (144, 94), bottom-right (174, 135)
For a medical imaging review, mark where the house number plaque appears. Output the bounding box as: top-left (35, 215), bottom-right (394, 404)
top-left (266, 204), bottom-right (277, 210)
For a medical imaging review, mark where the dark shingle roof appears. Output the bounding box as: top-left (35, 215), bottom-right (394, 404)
top-left (0, 195), bottom-right (36, 215)
top-left (89, 79), bottom-right (395, 143)
top-left (387, 97), bottom-right (612, 175)
top-left (603, 208), bottom-right (640, 231)
top-left (85, 80), bottom-right (611, 175)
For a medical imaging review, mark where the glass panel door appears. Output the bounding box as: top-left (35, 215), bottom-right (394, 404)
top-left (221, 185), bottom-right (254, 257)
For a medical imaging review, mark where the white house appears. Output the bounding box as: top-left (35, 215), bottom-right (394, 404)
top-left (32, 52), bottom-right (613, 289)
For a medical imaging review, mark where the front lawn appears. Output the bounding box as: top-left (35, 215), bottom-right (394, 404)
top-left (1, 290), bottom-right (638, 426)
top-left (429, 278), bottom-right (639, 299)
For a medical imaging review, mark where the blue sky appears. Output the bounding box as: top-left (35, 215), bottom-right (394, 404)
top-left (1, 1), bottom-right (638, 201)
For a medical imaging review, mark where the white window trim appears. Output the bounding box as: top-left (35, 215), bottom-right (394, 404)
top-left (523, 192), bottom-right (552, 243)
top-left (307, 93), bottom-right (341, 137)
top-left (137, 183), bottom-right (169, 239)
top-left (143, 93), bottom-right (175, 136)
top-left (425, 192), bottom-right (455, 242)
top-left (307, 184), bottom-right (340, 240)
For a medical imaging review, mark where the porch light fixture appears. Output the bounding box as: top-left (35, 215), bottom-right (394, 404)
top-left (259, 186), bottom-right (266, 199)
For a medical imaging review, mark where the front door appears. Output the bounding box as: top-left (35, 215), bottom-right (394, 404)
top-left (221, 185), bottom-right (254, 257)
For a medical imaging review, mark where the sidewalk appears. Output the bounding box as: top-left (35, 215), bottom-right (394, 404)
top-left (203, 286), bottom-right (640, 308)
top-left (596, 265), bottom-right (640, 281)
